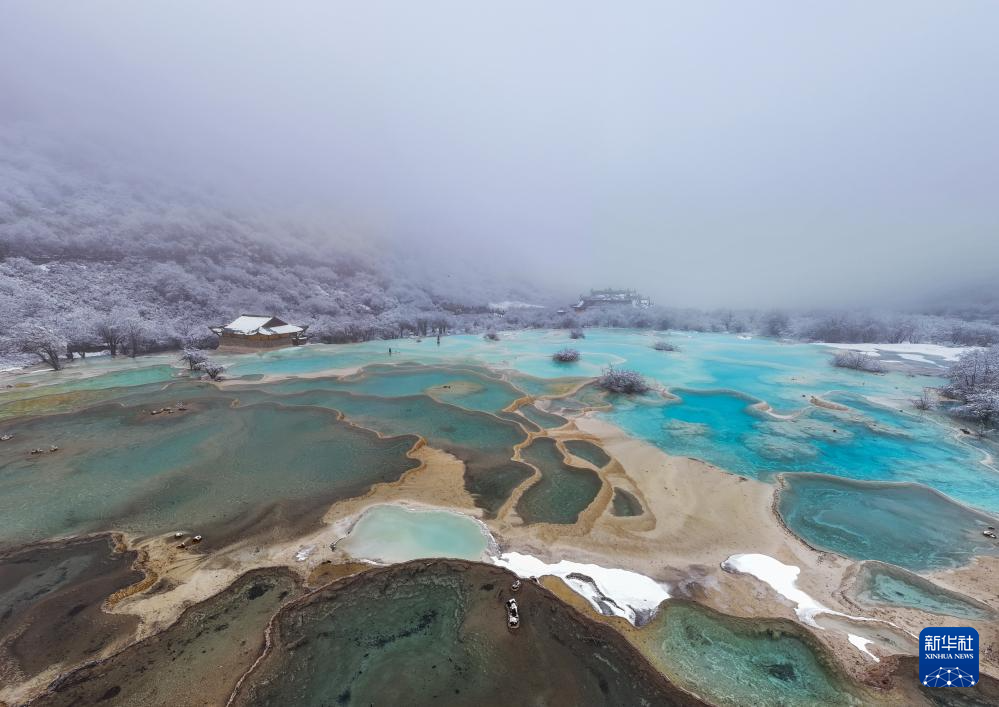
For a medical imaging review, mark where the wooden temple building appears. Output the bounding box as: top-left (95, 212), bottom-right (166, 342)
top-left (210, 315), bottom-right (309, 349)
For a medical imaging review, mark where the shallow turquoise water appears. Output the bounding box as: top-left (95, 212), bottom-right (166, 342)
top-left (643, 601), bottom-right (867, 706)
top-left (3, 330), bottom-right (998, 575)
top-left (564, 439), bottom-right (612, 467)
top-left (611, 488), bottom-right (644, 517)
top-left (264, 363), bottom-right (523, 414)
top-left (0, 391), bottom-right (419, 547)
top-left (516, 437), bottom-right (603, 524)
top-left (250, 331), bottom-right (996, 518)
top-left (0, 365), bottom-right (179, 418)
top-left (608, 389), bottom-right (999, 513)
top-left (237, 562), bottom-right (693, 706)
top-left (339, 505), bottom-right (491, 563)
top-left (778, 475), bottom-right (999, 570)
top-left (516, 402), bottom-right (568, 429)
top-left (246, 388), bottom-right (534, 516)
top-left (852, 562), bottom-right (993, 620)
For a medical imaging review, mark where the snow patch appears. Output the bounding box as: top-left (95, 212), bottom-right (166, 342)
top-left (720, 553), bottom-right (875, 628)
top-left (294, 544), bottom-right (316, 562)
top-left (722, 553), bottom-right (831, 626)
top-left (816, 342), bottom-right (974, 362)
top-left (897, 352), bottom-right (941, 366)
top-left (492, 551), bottom-right (669, 626)
top-left (848, 633), bottom-right (880, 662)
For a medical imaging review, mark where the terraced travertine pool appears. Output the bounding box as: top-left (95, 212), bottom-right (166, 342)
top-left (4, 330), bottom-right (996, 568)
top-left (0, 392), bottom-right (421, 547)
top-left (851, 561), bottom-right (994, 620)
top-left (638, 601), bottom-right (873, 707)
top-left (515, 436), bottom-right (603, 524)
top-left (231, 561), bottom-right (700, 707)
top-left (3, 329), bottom-right (998, 705)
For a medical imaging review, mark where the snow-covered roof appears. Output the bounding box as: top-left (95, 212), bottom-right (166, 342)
top-left (264, 324), bottom-right (304, 335)
top-left (224, 315), bottom-right (275, 333)
top-left (220, 315), bottom-right (305, 336)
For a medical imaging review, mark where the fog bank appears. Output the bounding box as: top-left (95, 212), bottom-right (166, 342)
top-left (2, 1), bottom-right (998, 308)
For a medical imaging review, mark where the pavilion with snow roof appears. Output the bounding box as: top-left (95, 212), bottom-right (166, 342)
top-left (210, 315), bottom-right (309, 349)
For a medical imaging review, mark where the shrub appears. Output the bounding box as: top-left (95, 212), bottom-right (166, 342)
top-left (553, 347), bottom-right (580, 363)
top-left (197, 359), bottom-right (226, 381)
top-left (569, 328), bottom-right (585, 339)
top-left (652, 340), bottom-right (677, 352)
top-left (831, 351), bottom-right (885, 373)
top-left (483, 330), bottom-right (499, 341)
top-left (953, 391), bottom-right (999, 433)
top-left (180, 348), bottom-right (208, 370)
top-left (912, 388), bottom-right (934, 411)
top-left (597, 368), bottom-right (650, 394)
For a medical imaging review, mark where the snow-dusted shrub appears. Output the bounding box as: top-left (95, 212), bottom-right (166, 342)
top-left (832, 351), bottom-right (884, 373)
top-left (953, 391), bottom-right (999, 432)
top-left (652, 340), bottom-right (677, 352)
top-left (569, 328), bottom-right (585, 339)
top-left (197, 359), bottom-right (226, 381)
top-left (912, 388), bottom-right (934, 411)
top-left (597, 368), bottom-right (650, 394)
top-left (483, 330), bottom-right (499, 341)
top-left (553, 347), bottom-right (580, 363)
top-left (180, 349), bottom-right (209, 371)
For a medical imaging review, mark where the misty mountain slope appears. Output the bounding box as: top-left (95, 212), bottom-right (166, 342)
top-left (0, 133), bottom-right (558, 354)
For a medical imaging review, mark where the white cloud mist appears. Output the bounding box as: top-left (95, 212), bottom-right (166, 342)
top-left (2, 1), bottom-right (997, 308)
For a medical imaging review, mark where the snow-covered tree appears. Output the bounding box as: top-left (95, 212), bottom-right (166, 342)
top-left (761, 310), bottom-right (790, 338)
top-left (943, 347), bottom-right (999, 433)
top-left (180, 349), bottom-right (209, 370)
top-left (9, 324), bottom-right (66, 370)
top-left (944, 346), bottom-right (999, 402)
top-left (122, 319), bottom-right (149, 358)
top-left (953, 391), bottom-right (999, 433)
top-left (197, 359), bottom-right (225, 381)
top-left (653, 340), bottom-right (677, 352)
top-left (552, 347), bottom-right (580, 362)
top-left (94, 315), bottom-right (126, 356)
